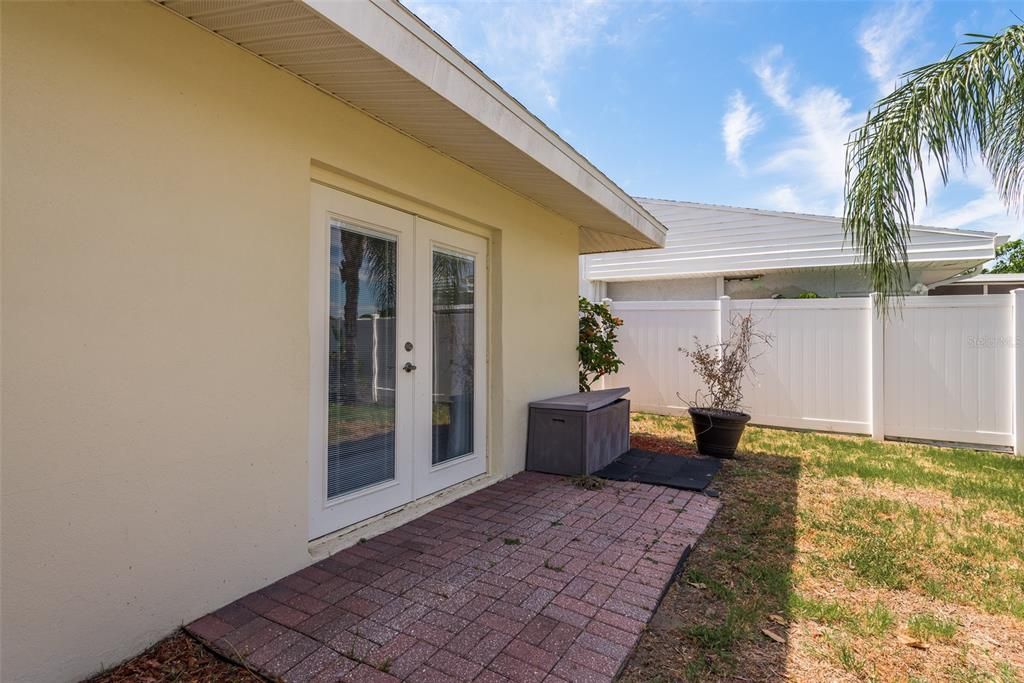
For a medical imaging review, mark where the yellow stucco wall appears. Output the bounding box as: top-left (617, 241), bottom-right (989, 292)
top-left (0, 2), bottom-right (579, 681)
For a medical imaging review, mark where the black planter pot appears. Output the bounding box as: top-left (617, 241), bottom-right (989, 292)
top-left (688, 407), bottom-right (750, 457)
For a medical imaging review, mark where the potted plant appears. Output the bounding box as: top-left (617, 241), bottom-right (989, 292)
top-left (680, 312), bottom-right (770, 457)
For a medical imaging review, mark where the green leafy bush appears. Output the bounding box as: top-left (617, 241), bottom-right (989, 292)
top-left (578, 296), bottom-right (623, 391)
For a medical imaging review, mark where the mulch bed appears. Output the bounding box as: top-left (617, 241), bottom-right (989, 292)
top-left (86, 630), bottom-right (257, 683)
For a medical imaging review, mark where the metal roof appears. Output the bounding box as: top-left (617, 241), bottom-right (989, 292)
top-left (584, 198), bottom-right (1007, 282)
top-left (633, 198), bottom-right (1005, 239)
top-left (155, 0), bottom-right (666, 254)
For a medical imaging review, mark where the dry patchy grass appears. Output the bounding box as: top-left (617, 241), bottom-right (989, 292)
top-left (620, 413), bottom-right (1024, 683)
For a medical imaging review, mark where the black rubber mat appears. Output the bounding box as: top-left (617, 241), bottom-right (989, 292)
top-left (594, 448), bottom-right (722, 491)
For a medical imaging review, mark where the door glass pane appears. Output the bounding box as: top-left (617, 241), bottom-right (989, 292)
top-left (328, 223), bottom-right (397, 498)
top-left (432, 249), bottom-right (475, 464)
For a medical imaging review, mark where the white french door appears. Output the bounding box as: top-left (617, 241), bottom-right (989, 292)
top-left (309, 184), bottom-right (487, 540)
top-left (413, 219), bottom-right (488, 499)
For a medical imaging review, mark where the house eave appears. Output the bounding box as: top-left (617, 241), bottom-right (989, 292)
top-left (587, 259), bottom-right (994, 283)
top-left (154, 0), bottom-right (666, 253)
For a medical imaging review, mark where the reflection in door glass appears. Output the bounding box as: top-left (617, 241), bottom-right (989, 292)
top-left (328, 223), bottom-right (397, 498)
top-left (432, 249), bottom-right (475, 464)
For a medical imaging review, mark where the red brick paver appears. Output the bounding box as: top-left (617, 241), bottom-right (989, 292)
top-left (186, 472), bottom-right (719, 682)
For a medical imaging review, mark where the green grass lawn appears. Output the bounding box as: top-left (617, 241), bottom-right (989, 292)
top-left (620, 413), bottom-right (1024, 683)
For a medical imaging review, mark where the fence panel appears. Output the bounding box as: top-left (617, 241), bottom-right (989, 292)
top-left (610, 301), bottom-right (719, 414)
top-left (740, 299), bottom-right (872, 434)
top-left (883, 295), bottom-right (1013, 447)
top-left (607, 294), bottom-right (1016, 451)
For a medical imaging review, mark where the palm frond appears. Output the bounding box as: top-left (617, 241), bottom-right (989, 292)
top-left (432, 251), bottom-right (474, 309)
top-left (844, 24), bottom-right (1024, 310)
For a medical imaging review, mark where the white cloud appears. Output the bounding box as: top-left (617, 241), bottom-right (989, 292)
top-left (751, 47), bottom-right (859, 209)
top-left (490, 0), bottom-right (612, 108)
top-left (923, 190), bottom-right (1008, 228)
top-left (407, 3), bottom-right (464, 45)
top-left (753, 45), bottom-right (793, 109)
top-left (406, 0), bottom-right (625, 111)
top-left (759, 185), bottom-right (836, 216)
top-left (760, 185), bottom-right (804, 213)
top-left (721, 91), bottom-right (763, 171)
top-left (916, 164), bottom-right (1023, 237)
top-left (766, 87), bottom-right (859, 203)
top-left (741, 34), bottom-right (1021, 237)
top-left (858, 3), bottom-right (930, 95)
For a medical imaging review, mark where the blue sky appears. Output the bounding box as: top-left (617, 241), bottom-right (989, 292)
top-left (406, 0), bottom-right (1022, 238)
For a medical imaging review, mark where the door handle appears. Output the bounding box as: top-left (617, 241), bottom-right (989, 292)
top-left (402, 362), bottom-right (417, 373)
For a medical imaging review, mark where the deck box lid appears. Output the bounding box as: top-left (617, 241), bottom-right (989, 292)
top-left (528, 387), bottom-right (630, 412)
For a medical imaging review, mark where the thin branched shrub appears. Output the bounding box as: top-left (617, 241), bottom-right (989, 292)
top-left (680, 312), bottom-right (771, 413)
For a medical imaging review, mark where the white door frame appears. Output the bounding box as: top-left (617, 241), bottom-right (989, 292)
top-left (308, 183), bottom-right (416, 540)
top-left (309, 184), bottom-right (489, 540)
top-left (412, 218), bottom-right (489, 499)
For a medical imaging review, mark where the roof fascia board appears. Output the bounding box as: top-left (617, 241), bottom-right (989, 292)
top-left (301, 0), bottom-right (665, 246)
top-left (585, 257), bottom-right (994, 282)
top-left (958, 274), bottom-right (1024, 283)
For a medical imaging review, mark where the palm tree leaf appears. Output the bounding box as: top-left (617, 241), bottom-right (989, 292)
top-left (845, 24), bottom-right (1024, 310)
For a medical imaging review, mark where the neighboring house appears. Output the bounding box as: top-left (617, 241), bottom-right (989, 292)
top-left (581, 198), bottom-right (1007, 301)
top-left (930, 273), bottom-right (1024, 295)
top-left (0, 3), bottom-right (666, 682)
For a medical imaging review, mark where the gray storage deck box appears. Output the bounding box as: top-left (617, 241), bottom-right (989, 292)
top-left (526, 387), bottom-right (630, 476)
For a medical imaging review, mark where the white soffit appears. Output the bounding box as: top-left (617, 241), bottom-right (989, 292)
top-left (155, 0), bottom-right (666, 254)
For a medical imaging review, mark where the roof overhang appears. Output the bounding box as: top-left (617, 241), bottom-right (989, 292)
top-left (155, 0), bottom-right (666, 254)
top-left (956, 273), bottom-right (1024, 284)
top-left (636, 198), bottom-right (1008, 241)
top-left (589, 261), bottom-right (993, 283)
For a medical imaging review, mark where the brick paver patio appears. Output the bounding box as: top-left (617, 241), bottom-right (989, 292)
top-left (186, 471), bottom-right (720, 682)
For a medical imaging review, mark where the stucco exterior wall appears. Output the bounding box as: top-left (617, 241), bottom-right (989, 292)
top-left (0, 3), bottom-right (578, 682)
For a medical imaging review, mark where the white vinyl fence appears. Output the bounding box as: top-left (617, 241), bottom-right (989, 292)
top-left (608, 293), bottom-right (1023, 453)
